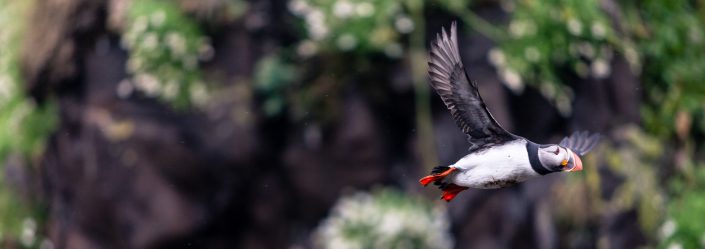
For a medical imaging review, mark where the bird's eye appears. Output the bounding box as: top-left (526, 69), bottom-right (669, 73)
top-left (554, 147), bottom-right (560, 155)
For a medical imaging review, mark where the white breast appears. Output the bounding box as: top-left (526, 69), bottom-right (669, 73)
top-left (450, 139), bottom-right (540, 189)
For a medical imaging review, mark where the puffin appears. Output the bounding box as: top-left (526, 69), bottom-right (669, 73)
top-left (419, 22), bottom-right (601, 202)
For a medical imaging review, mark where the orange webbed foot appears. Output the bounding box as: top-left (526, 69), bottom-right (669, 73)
top-left (419, 167), bottom-right (457, 186)
top-left (440, 184), bottom-right (468, 202)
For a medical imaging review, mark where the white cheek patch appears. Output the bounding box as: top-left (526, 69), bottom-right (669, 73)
top-left (538, 150), bottom-right (559, 167)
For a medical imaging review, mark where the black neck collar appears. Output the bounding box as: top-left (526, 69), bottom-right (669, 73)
top-left (526, 142), bottom-right (553, 175)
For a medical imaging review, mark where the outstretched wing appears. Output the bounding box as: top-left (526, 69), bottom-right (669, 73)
top-left (559, 131), bottom-right (601, 156)
top-left (428, 22), bottom-right (516, 151)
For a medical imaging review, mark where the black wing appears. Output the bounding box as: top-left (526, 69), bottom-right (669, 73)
top-left (559, 131), bottom-right (601, 156)
top-left (428, 22), bottom-right (516, 151)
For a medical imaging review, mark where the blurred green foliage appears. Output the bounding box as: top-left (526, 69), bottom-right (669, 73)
top-left (493, 0), bottom-right (705, 140)
top-left (286, 0), bottom-right (443, 168)
top-left (621, 0), bottom-right (705, 140)
top-left (313, 188), bottom-right (453, 249)
top-left (0, 0), bottom-right (57, 164)
top-left (490, 0), bottom-right (705, 246)
top-left (490, 0), bottom-right (617, 115)
top-left (602, 128), bottom-right (664, 234)
top-left (254, 54), bottom-right (298, 116)
top-left (288, 0), bottom-right (412, 57)
top-left (253, 52), bottom-right (340, 123)
top-left (122, 0), bottom-right (212, 109)
top-left (491, 0), bottom-right (705, 246)
top-left (181, 0), bottom-right (248, 23)
top-left (662, 165), bottom-right (705, 248)
top-left (0, 0), bottom-right (55, 247)
top-left (0, 175), bottom-right (43, 248)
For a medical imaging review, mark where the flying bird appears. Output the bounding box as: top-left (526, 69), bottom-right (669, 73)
top-left (420, 22), bottom-right (601, 202)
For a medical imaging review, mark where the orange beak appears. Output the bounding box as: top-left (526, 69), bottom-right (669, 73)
top-left (568, 150), bottom-right (583, 172)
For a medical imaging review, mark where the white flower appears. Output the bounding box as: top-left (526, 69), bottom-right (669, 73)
top-left (355, 2), bottom-right (375, 17)
top-left (313, 190), bottom-right (452, 249)
top-left (660, 219), bottom-right (677, 240)
top-left (20, 218), bottom-right (36, 247)
top-left (333, 1), bottom-right (355, 19)
top-left (487, 48), bottom-right (506, 67)
top-left (0, 74), bottom-right (14, 100)
top-left (330, 237), bottom-right (358, 249)
top-left (150, 10), bottom-right (166, 27)
top-left (142, 33), bottom-right (159, 50)
top-left (297, 40), bottom-right (318, 58)
top-left (378, 211), bottom-right (404, 235)
top-left (384, 43), bottom-right (403, 58)
top-left (591, 22), bottom-right (606, 39)
top-left (306, 9), bottom-right (325, 27)
top-left (667, 241), bottom-right (683, 249)
top-left (8, 102), bottom-right (31, 131)
top-left (508, 20), bottom-right (535, 37)
top-left (337, 34), bottom-right (357, 51)
top-left (625, 46), bottom-right (639, 64)
top-left (134, 73), bottom-right (161, 96)
top-left (162, 80), bottom-right (179, 99)
top-left (523, 20), bottom-right (537, 36)
top-left (166, 32), bottom-right (187, 57)
top-left (127, 57), bottom-right (143, 73)
top-left (500, 68), bottom-right (524, 93)
top-left (288, 0), bottom-right (311, 16)
top-left (539, 82), bottom-right (556, 99)
top-left (555, 94), bottom-right (572, 116)
top-left (524, 46), bottom-right (540, 62)
top-left (624, 45), bottom-right (641, 72)
top-left (190, 82), bottom-right (208, 106)
top-left (591, 59), bottom-right (610, 79)
top-left (309, 24), bottom-right (329, 40)
top-left (567, 18), bottom-right (582, 36)
top-left (394, 16), bottom-right (414, 34)
top-left (509, 20), bottom-right (525, 38)
top-left (306, 10), bottom-right (329, 40)
top-left (131, 16), bottom-right (148, 34)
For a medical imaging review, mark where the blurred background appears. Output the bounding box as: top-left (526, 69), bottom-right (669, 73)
top-left (0, 0), bottom-right (704, 248)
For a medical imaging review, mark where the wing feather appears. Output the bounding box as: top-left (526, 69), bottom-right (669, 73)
top-left (428, 22), bottom-right (516, 151)
top-left (559, 131), bottom-right (601, 156)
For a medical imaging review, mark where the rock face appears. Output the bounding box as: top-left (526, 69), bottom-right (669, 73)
top-left (19, 0), bottom-right (645, 249)
top-left (38, 32), bottom-right (259, 248)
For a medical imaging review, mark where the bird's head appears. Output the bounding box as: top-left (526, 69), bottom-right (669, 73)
top-left (537, 145), bottom-right (583, 172)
